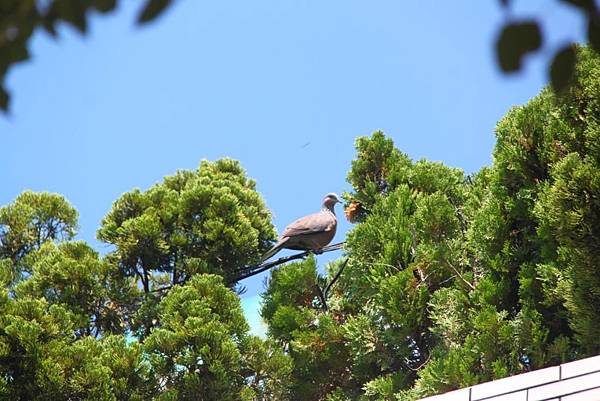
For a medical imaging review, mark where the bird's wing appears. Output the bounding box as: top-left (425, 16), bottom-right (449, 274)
top-left (282, 211), bottom-right (335, 238)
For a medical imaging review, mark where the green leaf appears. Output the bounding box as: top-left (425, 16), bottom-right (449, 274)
top-left (496, 21), bottom-right (542, 72)
top-left (550, 45), bottom-right (576, 93)
top-left (92, 0), bottom-right (117, 13)
top-left (0, 42), bottom-right (30, 65)
top-left (42, 16), bottom-right (58, 37)
top-left (137, 0), bottom-right (173, 24)
top-left (559, 0), bottom-right (597, 12)
top-left (52, 0), bottom-right (88, 34)
top-left (0, 85), bottom-right (9, 112)
top-left (589, 12), bottom-right (600, 53)
top-left (68, 6), bottom-right (87, 34)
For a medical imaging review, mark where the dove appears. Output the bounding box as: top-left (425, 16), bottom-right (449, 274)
top-left (260, 193), bottom-right (342, 262)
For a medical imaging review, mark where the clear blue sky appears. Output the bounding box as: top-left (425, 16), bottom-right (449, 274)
top-left (0, 1), bottom-right (585, 336)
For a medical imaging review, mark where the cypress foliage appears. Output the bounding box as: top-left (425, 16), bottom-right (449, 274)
top-left (261, 46), bottom-right (600, 400)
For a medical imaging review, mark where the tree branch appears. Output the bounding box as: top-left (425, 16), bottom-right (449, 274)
top-left (230, 242), bottom-right (345, 284)
top-left (151, 242), bottom-right (346, 293)
top-left (315, 283), bottom-right (328, 311)
top-left (444, 258), bottom-right (475, 290)
top-left (315, 256), bottom-right (350, 312)
top-left (324, 256), bottom-right (349, 299)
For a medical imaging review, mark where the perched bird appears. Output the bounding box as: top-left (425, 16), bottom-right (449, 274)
top-left (260, 193), bottom-right (342, 262)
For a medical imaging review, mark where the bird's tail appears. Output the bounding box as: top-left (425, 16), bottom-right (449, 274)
top-left (260, 238), bottom-right (288, 263)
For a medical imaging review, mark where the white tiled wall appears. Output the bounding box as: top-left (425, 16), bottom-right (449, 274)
top-left (419, 355), bottom-right (600, 401)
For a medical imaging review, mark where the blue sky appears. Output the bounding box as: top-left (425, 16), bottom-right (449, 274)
top-left (0, 1), bottom-right (585, 336)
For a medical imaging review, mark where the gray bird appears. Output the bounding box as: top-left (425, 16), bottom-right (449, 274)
top-left (260, 193), bottom-right (342, 262)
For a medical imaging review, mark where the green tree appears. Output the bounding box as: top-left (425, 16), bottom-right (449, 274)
top-left (98, 159), bottom-right (275, 292)
top-left (1, 46), bottom-right (599, 401)
top-left (0, 191), bottom-right (153, 400)
top-left (0, 291), bottom-right (152, 400)
top-left (13, 241), bottom-right (136, 336)
top-left (0, 185), bottom-right (288, 399)
top-left (97, 158), bottom-right (275, 335)
top-left (261, 258), bottom-right (355, 400)
top-left (0, 191), bottom-right (78, 282)
top-left (260, 46), bottom-right (600, 401)
top-left (145, 273), bottom-right (291, 401)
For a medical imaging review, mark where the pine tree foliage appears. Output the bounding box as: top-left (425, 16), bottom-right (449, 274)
top-left (97, 158), bottom-right (276, 336)
top-left (0, 161), bottom-right (290, 400)
top-left (13, 241), bottom-right (135, 337)
top-left (145, 274), bottom-right (291, 401)
top-left (98, 158), bottom-right (276, 291)
top-left (0, 191), bottom-right (78, 283)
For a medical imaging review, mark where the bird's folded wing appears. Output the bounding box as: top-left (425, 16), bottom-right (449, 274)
top-left (282, 212), bottom-right (335, 237)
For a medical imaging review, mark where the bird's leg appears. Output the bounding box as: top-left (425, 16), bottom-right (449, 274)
top-left (312, 248), bottom-right (324, 255)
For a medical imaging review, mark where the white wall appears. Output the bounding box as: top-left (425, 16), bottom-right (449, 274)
top-left (420, 355), bottom-right (600, 401)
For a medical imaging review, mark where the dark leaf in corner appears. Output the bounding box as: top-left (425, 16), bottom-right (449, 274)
top-left (52, 0), bottom-right (88, 34)
top-left (0, 86), bottom-right (9, 112)
top-left (589, 11), bottom-right (600, 53)
top-left (92, 0), bottom-right (117, 13)
top-left (42, 15), bottom-right (58, 37)
top-left (0, 42), bottom-right (30, 65)
top-left (559, 0), bottom-right (597, 12)
top-left (138, 0), bottom-right (173, 24)
top-left (496, 21), bottom-right (542, 72)
top-left (550, 45), bottom-right (576, 93)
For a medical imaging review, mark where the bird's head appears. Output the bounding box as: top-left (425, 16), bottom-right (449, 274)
top-left (322, 192), bottom-right (342, 210)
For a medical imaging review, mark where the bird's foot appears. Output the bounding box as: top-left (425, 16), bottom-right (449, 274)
top-left (312, 248), bottom-right (324, 255)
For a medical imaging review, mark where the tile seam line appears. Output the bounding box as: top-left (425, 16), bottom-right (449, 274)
top-left (559, 365), bottom-right (562, 381)
top-left (536, 384), bottom-right (600, 401)
top-left (560, 367), bottom-right (600, 381)
top-left (472, 366), bottom-right (600, 401)
top-left (473, 372), bottom-right (600, 401)
top-left (473, 379), bottom-right (561, 401)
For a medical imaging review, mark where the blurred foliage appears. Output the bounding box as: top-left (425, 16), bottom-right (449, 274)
top-left (496, 0), bottom-right (599, 92)
top-left (0, 0), bottom-right (173, 111)
top-left (0, 0), bottom-right (597, 112)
